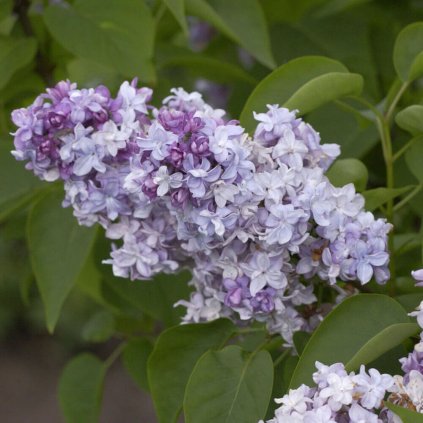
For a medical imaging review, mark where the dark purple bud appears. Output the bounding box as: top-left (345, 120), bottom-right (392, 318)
top-left (236, 275), bottom-right (250, 288)
top-left (39, 138), bottom-right (59, 160)
top-left (159, 109), bottom-right (188, 134)
top-left (47, 112), bottom-right (66, 128)
top-left (93, 110), bottom-right (109, 124)
top-left (59, 163), bottom-right (73, 180)
top-left (138, 114), bottom-right (151, 127)
top-left (190, 135), bottom-right (210, 156)
top-left (169, 144), bottom-right (185, 167)
top-left (142, 175), bottom-right (157, 199)
top-left (115, 140), bottom-right (139, 162)
top-left (170, 188), bottom-right (189, 208)
top-left (191, 116), bottom-right (204, 132)
top-left (251, 290), bottom-right (275, 313)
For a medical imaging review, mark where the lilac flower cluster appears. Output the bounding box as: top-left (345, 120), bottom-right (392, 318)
top-left (11, 80), bottom-right (391, 343)
top-left (263, 278), bottom-right (423, 423)
top-left (397, 270), bottom-right (423, 395)
top-left (261, 362), bottom-right (394, 423)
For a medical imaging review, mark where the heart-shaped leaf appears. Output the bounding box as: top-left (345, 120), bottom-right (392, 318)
top-left (27, 191), bottom-right (97, 331)
top-left (396, 105), bottom-right (423, 135)
top-left (393, 22), bottom-right (423, 82)
top-left (59, 353), bottom-right (105, 423)
top-left (44, 0), bottom-right (155, 81)
top-left (184, 345), bottom-right (273, 423)
top-left (148, 319), bottom-right (234, 423)
top-left (326, 158), bottom-right (368, 192)
top-left (405, 141), bottom-right (423, 182)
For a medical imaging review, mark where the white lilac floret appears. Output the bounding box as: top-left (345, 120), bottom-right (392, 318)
top-left (11, 80), bottom-right (392, 343)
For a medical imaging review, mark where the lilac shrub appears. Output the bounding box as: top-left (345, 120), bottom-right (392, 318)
top-left (11, 80), bottom-right (392, 344)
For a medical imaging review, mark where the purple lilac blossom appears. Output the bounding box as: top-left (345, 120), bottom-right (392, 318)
top-left (11, 82), bottom-right (391, 344)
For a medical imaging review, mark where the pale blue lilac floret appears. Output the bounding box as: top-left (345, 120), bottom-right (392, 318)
top-left (11, 81), bottom-right (392, 344)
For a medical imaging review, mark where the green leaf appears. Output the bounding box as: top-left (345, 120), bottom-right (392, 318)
top-left (148, 319), bottom-right (234, 423)
top-left (75, 253), bottom-right (110, 309)
top-left (313, 0), bottom-right (372, 18)
top-left (102, 270), bottom-right (191, 327)
top-left (396, 293), bottom-right (423, 313)
top-left (184, 345), bottom-right (273, 423)
top-left (289, 294), bottom-right (410, 388)
top-left (345, 322), bottom-right (419, 372)
top-left (266, 354), bottom-right (298, 419)
top-left (122, 338), bottom-right (153, 392)
top-left (362, 186), bottom-right (414, 211)
top-left (393, 22), bottom-right (423, 82)
top-left (156, 44), bottom-right (257, 85)
top-left (0, 68), bottom-right (45, 105)
top-left (67, 58), bottom-right (120, 88)
top-left (368, 344), bottom-right (406, 376)
top-left (185, 0), bottom-right (275, 69)
top-left (406, 141), bottom-right (423, 182)
top-left (386, 402), bottom-right (423, 423)
top-left (0, 0), bottom-right (12, 22)
top-left (394, 233), bottom-right (422, 256)
top-left (58, 353), bottom-right (105, 423)
top-left (163, 0), bottom-right (188, 35)
top-left (293, 331), bottom-right (311, 356)
top-left (238, 329), bottom-right (267, 352)
top-left (0, 36), bottom-right (37, 90)
top-left (284, 73), bottom-right (363, 116)
top-left (44, 0), bottom-right (155, 81)
top-left (396, 106), bottom-right (423, 135)
top-left (326, 158), bottom-right (368, 191)
top-left (0, 141), bottom-right (43, 222)
top-left (306, 103), bottom-right (379, 159)
top-left (239, 56), bottom-right (362, 132)
top-left (27, 191), bottom-right (97, 332)
top-left (82, 310), bottom-right (115, 343)
top-left (395, 277), bottom-right (423, 295)
top-left (0, 14), bottom-right (15, 36)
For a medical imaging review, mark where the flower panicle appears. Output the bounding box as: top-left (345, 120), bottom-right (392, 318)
top-left (11, 80), bottom-right (391, 344)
